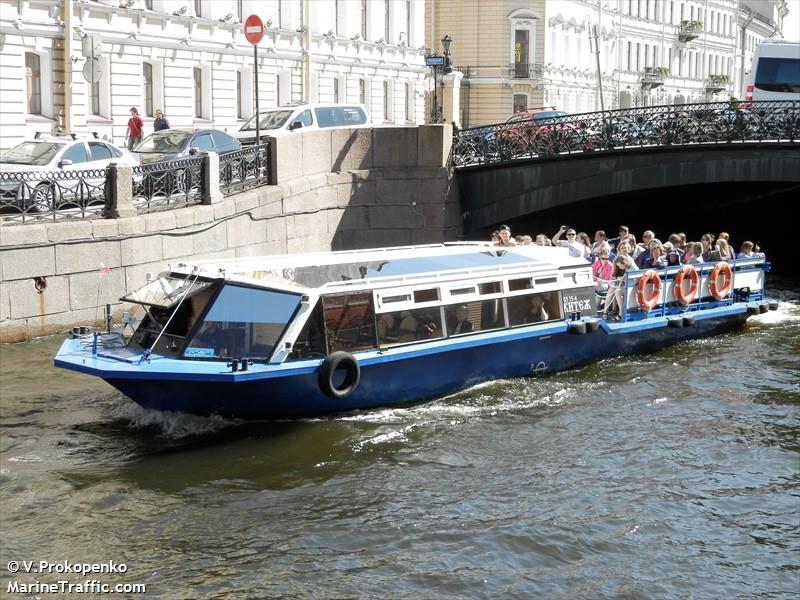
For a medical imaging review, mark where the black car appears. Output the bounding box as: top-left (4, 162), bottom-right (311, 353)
top-left (131, 129), bottom-right (241, 202)
top-left (131, 128), bottom-right (241, 165)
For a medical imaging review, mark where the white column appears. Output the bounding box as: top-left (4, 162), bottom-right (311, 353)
top-left (441, 70), bottom-right (464, 127)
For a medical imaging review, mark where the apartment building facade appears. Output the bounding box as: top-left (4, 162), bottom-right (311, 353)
top-left (0, 0), bottom-right (428, 150)
top-left (426, 0), bottom-right (788, 127)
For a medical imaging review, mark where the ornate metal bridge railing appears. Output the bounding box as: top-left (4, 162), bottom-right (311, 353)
top-left (219, 144), bottom-right (270, 195)
top-left (0, 167), bottom-right (108, 223)
top-left (132, 155), bottom-right (205, 212)
top-left (451, 100), bottom-right (800, 169)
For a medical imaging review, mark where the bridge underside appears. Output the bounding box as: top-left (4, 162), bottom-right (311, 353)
top-left (458, 144), bottom-right (800, 235)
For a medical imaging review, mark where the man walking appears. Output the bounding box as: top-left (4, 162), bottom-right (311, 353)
top-left (125, 107), bottom-right (143, 150)
top-left (153, 109), bottom-right (170, 132)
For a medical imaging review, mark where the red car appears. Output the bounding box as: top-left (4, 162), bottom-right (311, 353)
top-left (495, 108), bottom-right (576, 157)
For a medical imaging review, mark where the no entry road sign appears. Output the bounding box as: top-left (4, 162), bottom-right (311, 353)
top-left (244, 14), bottom-right (264, 45)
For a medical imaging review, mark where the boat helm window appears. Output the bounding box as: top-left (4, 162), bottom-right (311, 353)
top-left (322, 292), bottom-right (377, 354)
top-left (184, 284), bottom-right (302, 359)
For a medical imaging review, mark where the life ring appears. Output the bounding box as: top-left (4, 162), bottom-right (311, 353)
top-left (673, 265), bottom-right (699, 305)
top-left (635, 270), bottom-right (662, 311)
top-left (318, 352), bottom-right (360, 399)
top-left (708, 262), bottom-right (733, 300)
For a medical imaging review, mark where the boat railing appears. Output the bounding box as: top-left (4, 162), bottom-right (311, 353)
top-left (616, 257), bottom-right (766, 323)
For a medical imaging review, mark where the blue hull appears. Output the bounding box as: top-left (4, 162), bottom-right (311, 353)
top-left (84, 311), bottom-right (748, 419)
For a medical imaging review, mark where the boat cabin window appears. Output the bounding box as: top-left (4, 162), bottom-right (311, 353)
top-left (413, 288), bottom-right (439, 303)
top-left (184, 285), bottom-right (301, 359)
top-left (478, 281), bottom-right (502, 295)
top-left (377, 307), bottom-right (443, 347)
top-left (323, 292), bottom-right (377, 353)
top-left (508, 277), bottom-right (532, 292)
top-left (449, 286), bottom-right (475, 296)
top-left (507, 290), bottom-right (562, 326)
top-left (288, 300), bottom-right (326, 360)
top-left (128, 277), bottom-right (220, 357)
top-left (444, 299), bottom-right (506, 336)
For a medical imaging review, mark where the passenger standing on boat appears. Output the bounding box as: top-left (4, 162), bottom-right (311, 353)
top-left (498, 225), bottom-right (517, 247)
top-left (552, 226), bottom-right (586, 258)
top-left (700, 234), bottom-right (715, 261)
top-left (718, 232), bottom-right (737, 259)
top-left (607, 225), bottom-right (629, 253)
top-left (636, 231), bottom-right (656, 264)
top-left (490, 230), bottom-right (501, 246)
top-left (665, 242), bottom-right (684, 266)
top-left (590, 230), bottom-right (608, 260)
top-left (449, 305), bottom-right (474, 334)
top-left (525, 295), bottom-right (550, 323)
top-left (535, 234), bottom-right (551, 246)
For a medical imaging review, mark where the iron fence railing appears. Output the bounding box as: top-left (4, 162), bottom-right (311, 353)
top-left (131, 156), bottom-right (205, 212)
top-left (0, 167), bottom-right (108, 223)
top-left (451, 100), bottom-right (800, 169)
top-left (219, 144), bottom-right (270, 195)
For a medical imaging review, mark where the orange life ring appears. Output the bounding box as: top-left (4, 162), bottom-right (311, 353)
top-left (708, 262), bottom-right (733, 300)
top-left (673, 265), bottom-right (699, 305)
top-left (636, 270), bottom-right (662, 311)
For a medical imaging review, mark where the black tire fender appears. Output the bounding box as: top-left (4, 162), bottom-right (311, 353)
top-left (768, 301), bottom-right (779, 311)
top-left (318, 352), bottom-right (360, 399)
top-left (668, 317), bottom-right (684, 328)
top-left (682, 315), bottom-right (696, 327)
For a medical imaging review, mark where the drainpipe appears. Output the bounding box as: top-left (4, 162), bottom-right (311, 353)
top-left (302, 0), bottom-right (310, 102)
top-left (63, 0), bottom-right (73, 133)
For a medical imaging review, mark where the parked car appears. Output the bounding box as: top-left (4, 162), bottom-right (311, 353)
top-left (131, 129), bottom-right (241, 165)
top-left (494, 108), bottom-right (573, 157)
top-left (235, 102), bottom-right (370, 145)
top-left (0, 132), bottom-right (136, 211)
top-left (130, 129), bottom-right (241, 201)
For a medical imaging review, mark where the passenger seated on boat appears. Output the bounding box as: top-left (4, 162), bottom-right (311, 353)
top-left (684, 242), bottom-right (704, 264)
top-left (377, 313), bottom-right (398, 342)
top-left (397, 312), bottom-right (418, 343)
top-left (707, 239), bottom-right (731, 262)
top-left (447, 305), bottom-right (473, 335)
top-left (603, 255), bottom-right (636, 321)
top-left (524, 294), bottom-right (550, 323)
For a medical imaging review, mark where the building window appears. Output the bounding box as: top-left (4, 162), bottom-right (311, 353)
top-left (25, 52), bottom-right (41, 114)
top-left (384, 0), bottom-right (390, 42)
top-left (145, 0), bottom-right (153, 9)
top-left (333, 77), bottom-right (340, 103)
top-left (514, 29), bottom-right (530, 77)
top-left (335, 0), bottom-right (340, 34)
top-left (361, 0), bottom-right (367, 39)
top-left (237, 70), bottom-right (243, 119)
top-left (405, 82), bottom-right (412, 121)
top-left (236, 0), bottom-right (243, 21)
top-left (513, 94), bottom-right (527, 113)
top-left (193, 67), bottom-right (203, 118)
top-left (383, 80), bottom-right (390, 121)
top-left (359, 78), bottom-right (366, 104)
top-left (143, 62), bottom-right (153, 117)
top-left (194, 0), bottom-right (202, 17)
top-left (405, 0), bottom-right (411, 45)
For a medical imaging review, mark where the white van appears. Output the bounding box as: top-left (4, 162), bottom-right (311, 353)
top-left (236, 102), bottom-right (370, 145)
top-left (745, 39), bottom-right (800, 102)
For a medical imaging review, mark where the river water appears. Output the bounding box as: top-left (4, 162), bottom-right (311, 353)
top-left (1, 281), bottom-right (798, 599)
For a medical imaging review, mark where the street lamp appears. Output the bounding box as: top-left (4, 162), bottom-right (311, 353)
top-left (427, 35), bottom-right (454, 123)
top-left (441, 34), bottom-right (452, 57)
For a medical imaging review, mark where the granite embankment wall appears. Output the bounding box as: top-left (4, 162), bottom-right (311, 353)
top-left (0, 125), bottom-right (459, 343)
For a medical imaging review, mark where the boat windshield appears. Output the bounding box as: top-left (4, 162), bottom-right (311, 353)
top-left (184, 284), bottom-right (302, 359)
top-left (121, 273), bottom-right (213, 308)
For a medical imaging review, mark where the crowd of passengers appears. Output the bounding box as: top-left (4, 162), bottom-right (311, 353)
top-left (490, 224), bottom-right (764, 321)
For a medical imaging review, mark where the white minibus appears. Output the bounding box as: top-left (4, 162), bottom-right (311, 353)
top-left (745, 40), bottom-right (800, 101)
top-left (236, 103), bottom-right (370, 145)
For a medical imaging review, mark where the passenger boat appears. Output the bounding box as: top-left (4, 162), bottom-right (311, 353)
top-left (54, 243), bottom-right (776, 419)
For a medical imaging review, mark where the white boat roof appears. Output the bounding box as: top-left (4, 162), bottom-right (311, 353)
top-left (168, 243), bottom-right (589, 292)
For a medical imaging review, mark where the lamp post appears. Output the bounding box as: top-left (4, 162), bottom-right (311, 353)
top-left (427, 34), bottom-right (453, 123)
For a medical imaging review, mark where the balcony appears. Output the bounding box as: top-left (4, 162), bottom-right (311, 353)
top-left (678, 20), bottom-right (703, 43)
top-left (705, 74), bottom-right (729, 94)
top-left (641, 66), bottom-right (668, 90)
top-left (512, 62), bottom-right (544, 80)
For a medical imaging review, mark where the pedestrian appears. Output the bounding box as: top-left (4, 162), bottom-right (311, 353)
top-left (125, 107), bottom-right (144, 150)
top-left (153, 108), bottom-right (170, 132)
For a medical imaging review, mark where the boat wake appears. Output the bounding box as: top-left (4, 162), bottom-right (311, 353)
top-left (114, 401), bottom-right (240, 439)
